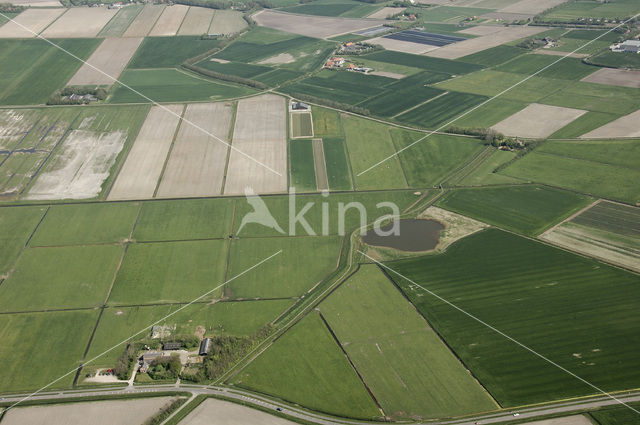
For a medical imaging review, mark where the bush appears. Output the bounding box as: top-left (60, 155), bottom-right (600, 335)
top-left (182, 63), bottom-right (268, 89)
top-left (148, 355), bottom-right (182, 380)
top-left (114, 344), bottom-right (138, 380)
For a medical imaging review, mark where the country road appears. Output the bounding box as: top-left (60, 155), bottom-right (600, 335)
top-left (2, 384), bottom-right (639, 425)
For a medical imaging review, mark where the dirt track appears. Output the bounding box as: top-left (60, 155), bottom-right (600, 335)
top-left (492, 103), bottom-right (587, 139)
top-left (67, 37), bottom-right (143, 86)
top-left (224, 94), bottom-right (287, 195)
top-left (253, 10), bottom-right (385, 39)
top-left (0, 8), bottom-right (64, 38)
top-left (108, 105), bottom-right (183, 200)
top-left (178, 7), bottom-right (214, 35)
top-left (149, 4), bottom-right (189, 36)
top-left (180, 398), bottom-right (297, 425)
top-left (41, 7), bottom-right (117, 38)
top-left (157, 102), bottom-right (232, 198)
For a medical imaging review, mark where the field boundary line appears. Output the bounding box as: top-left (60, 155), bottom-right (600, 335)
top-left (356, 12), bottom-right (640, 177)
top-left (539, 199), bottom-right (601, 238)
top-left (2, 249), bottom-right (282, 413)
top-left (0, 11), bottom-right (283, 178)
top-left (360, 250), bottom-right (640, 417)
top-left (391, 90), bottom-right (449, 119)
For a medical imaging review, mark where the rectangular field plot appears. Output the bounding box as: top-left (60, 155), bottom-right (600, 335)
top-left (67, 37), bottom-right (143, 86)
top-left (129, 36), bottom-right (222, 69)
top-left (323, 137), bottom-right (352, 190)
top-left (27, 105), bottom-right (149, 201)
top-left (392, 130), bottom-right (485, 187)
top-left (108, 105), bottom-right (183, 200)
top-left (320, 265), bottom-right (497, 420)
top-left (437, 185), bottom-right (592, 236)
top-left (385, 29), bottom-right (467, 47)
top-left (232, 312), bottom-right (381, 420)
top-left (342, 115), bottom-right (407, 190)
top-left (157, 102), bottom-right (232, 198)
top-left (0, 245), bottom-right (122, 312)
top-left (291, 112), bottom-right (313, 138)
top-left (177, 7), bottom-right (214, 36)
top-left (252, 9), bottom-right (385, 39)
top-left (458, 149), bottom-right (522, 186)
top-left (226, 236), bottom-right (342, 299)
top-left (30, 202), bottom-right (139, 247)
top-left (149, 4), bottom-right (188, 36)
top-left (289, 139), bottom-right (316, 192)
top-left (98, 4), bottom-right (143, 37)
top-left (0, 310), bottom-right (98, 393)
top-left (0, 8), bottom-right (64, 38)
top-left (492, 103), bottom-right (588, 139)
top-left (86, 300), bottom-right (293, 366)
top-left (0, 109), bottom-right (40, 151)
top-left (581, 68), bottom-right (640, 89)
top-left (396, 91), bottom-right (489, 129)
top-left (0, 38), bottom-right (99, 106)
top-left (209, 9), bottom-right (248, 35)
top-left (133, 198), bottom-right (234, 242)
top-left (107, 239), bottom-right (227, 305)
top-left (363, 50), bottom-right (483, 75)
top-left (389, 229), bottom-right (640, 406)
top-left (41, 7), bottom-right (117, 38)
top-left (0, 206), bottom-right (46, 275)
top-left (495, 54), bottom-right (597, 81)
top-left (224, 94), bottom-right (287, 195)
top-left (122, 4), bottom-right (165, 37)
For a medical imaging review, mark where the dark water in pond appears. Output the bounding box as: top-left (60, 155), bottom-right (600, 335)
top-left (362, 219), bottom-right (445, 252)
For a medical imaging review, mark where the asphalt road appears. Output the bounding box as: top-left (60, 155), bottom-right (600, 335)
top-left (1, 384), bottom-right (639, 425)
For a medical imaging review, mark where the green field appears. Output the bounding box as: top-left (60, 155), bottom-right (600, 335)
top-left (0, 245), bottom-right (122, 311)
top-left (388, 229), bottom-right (640, 406)
top-left (549, 111), bottom-right (619, 138)
top-left (392, 130), bottom-right (484, 187)
top-left (362, 50), bottom-right (484, 75)
top-left (535, 139), bottom-right (640, 170)
top-left (280, 0), bottom-right (379, 18)
top-left (460, 45), bottom-right (526, 67)
top-left (452, 98), bottom-right (528, 128)
top-left (133, 198), bottom-right (234, 241)
top-left (253, 68), bottom-right (304, 87)
top-left (226, 236), bottom-right (342, 298)
top-left (0, 310), bottom-right (98, 392)
top-left (588, 403), bottom-right (640, 425)
top-left (291, 112), bottom-right (313, 138)
top-left (312, 107), bottom-right (342, 137)
top-left (86, 300), bottom-right (292, 365)
top-left (587, 50), bottom-right (640, 70)
top-left (0, 206), bottom-right (46, 275)
top-left (500, 148), bottom-right (640, 203)
top-left (437, 185), bottom-right (592, 236)
top-left (107, 240), bottom-right (228, 305)
top-left (422, 5), bottom-right (494, 22)
top-left (232, 312), bottom-right (380, 419)
top-left (572, 201), bottom-right (640, 238)
top-left (360, 85), bottom-right (445, 117)
top-left (540, 0), bottom-right (639, 21)
top-left (0, 38), bottom-right (100, 105)
top-left (129, 36), bottom-right (222, 69)
top-left (320, 264), bottom-right (497, 420)
top-left (495, 54), bottom-right (598, 80)
top-left (323, 137), bottom-right (353, 190)
top-left (459, 149), bottom-right (523, 186)
top-left (98, 4), bottom-right (143, 37)
top-left (342, 115), bottom-right (407, 190)
top-left (396, 91), bottom-right (489, 129)
top-left (109, 69), bottom-right (256, 103)
top-left (541, 81), bottom-right (640, 115)
top-left (196, 60), bottom-right (272, 79)
top-left (30, 202), bottom-right (139, 246)
top-left (289, 139), bottom-right (317, 192)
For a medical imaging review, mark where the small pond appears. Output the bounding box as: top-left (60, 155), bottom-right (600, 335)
top-left (362, 219), bottom-right (444, 252)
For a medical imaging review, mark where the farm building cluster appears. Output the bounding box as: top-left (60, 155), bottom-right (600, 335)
top-left (611, 39), bottom-right (640, 53)
top-left (324, 56), bottom-right (372, 74)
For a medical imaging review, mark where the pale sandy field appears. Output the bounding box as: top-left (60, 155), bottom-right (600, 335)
top-left (67, 37), bottom-right (143, 86)
top-left (458, 25), bottom-right (503, 36)
top-left (535, 49), bottom-right (588, 58)
top-left (41, 7), bottom-right (117, 38)
top-left (418, 206), bottom-right (488, 252)
top-left (426, 26), bottom-right (547, 59)
top-left (520, 415), bottom-right (598, 425)
top-left (10, 0), bottom-right (61, 6)
top-left (224, 94), bottom-right (287, 195)
top-left (367, 7), bottom-right (405, 19)
top-left (180, 398), bottom-right (297, 425)
top-left (108, 105), bottom-right (183, 200)
top-left (26, 129), bottom-right (126, 200)
top-left (499, 0), bottom-right (568, 15)
top-left (2, 397), bottom-right (176, 425)
top-left (0, 8), bottom-right (64, 38)
top-left (157, 102), bottom-right (232, 198)
top-left (177, 7), bottom-right (214, 35)
top-left (0, 109), bottom-right (39, 150)
top-left (149, 4), bottom-right (189, 36)
top-left (370, 70), bottom-right (405, 79)
top-left (492, 103), bottom-right (587, 139)
top-left (253, 10), bottom-right (385, 39)
top-left (368, 36), bottom-right (440, 54)
top-left (581, 68), bottom-right (640, 89)
top-left (209, 9), bottom-right (248, 35)
top-left (123, 4), bottom-right (165, 37)
top-left (312, 138), bottom-right (328, 191)
top-left (581, 109), bottom-right (640, 139)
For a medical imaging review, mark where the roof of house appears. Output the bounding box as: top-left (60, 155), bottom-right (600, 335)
top-left (622, 40), bottom-right (640, 46)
